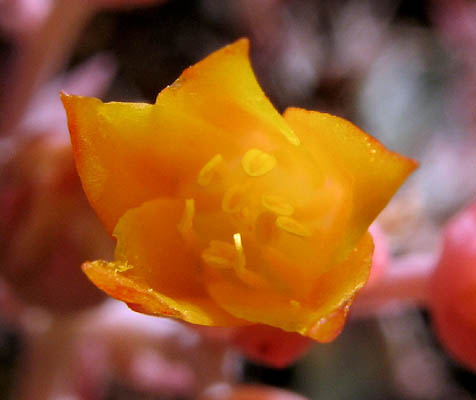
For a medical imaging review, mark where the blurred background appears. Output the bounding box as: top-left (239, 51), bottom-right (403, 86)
top-left (1, 0), bottom-right (476, 399)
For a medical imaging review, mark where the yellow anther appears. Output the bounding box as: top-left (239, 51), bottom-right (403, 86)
top-left (177, 198), bottom-right (195, 233)
top-left (222, 185), bottom-right (247, 213)
top-left (276, 216), bottom-right (312, 237)
top-left (198, 154), bottom-right (223, 186)
top-left (280, 127), bottom-right (301, 146)
top-left (261, 194), bottom-right (294, 216)
top-left (241, 148), bottom-right (276, 177)
top-left (201, 240), bottom-right (235, 269)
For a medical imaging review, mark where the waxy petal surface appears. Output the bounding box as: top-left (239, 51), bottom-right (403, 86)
top-left (205, 233), bottom-right (373, 341)
top-left (62, 39), bottom-right (298, 233)
top-left (63, 39), bottom-right (416, 341)
top-left (62, 95), bottom-right (170, 233)
top-left (284, 108), bottom-right (417, 250)
top-left (84, 197), bottom-right (245, 326)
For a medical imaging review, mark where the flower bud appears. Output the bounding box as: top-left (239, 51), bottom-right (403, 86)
top-left (430, 201), bottom-right (476, 371)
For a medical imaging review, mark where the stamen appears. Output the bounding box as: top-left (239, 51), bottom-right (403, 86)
top-left (241, 148), bottom-right (276, 177)
top-left (276, 216), bottom-right (312, 237)
top-left (177, 198), bottom-right (195, 233)
top-left (233, 233), bottom-right (268, 288)
top-left (261, 194), bottom-right (294, 216)
top-left (198, 154), bottom-right (223, 186)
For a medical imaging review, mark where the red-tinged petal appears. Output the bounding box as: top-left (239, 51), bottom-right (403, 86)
top-left (304, 298), bottom-right (352, 343)
top-left (83, 197), bottom-right (246, 326)
top-left (82, 260), bottom-right (242, 326)
top-left (205, 233), bottom-right (373, 339)
top-left (305, 232), bottom-right (373, 341)
top-left (283, 108), bottom-right (417, 252)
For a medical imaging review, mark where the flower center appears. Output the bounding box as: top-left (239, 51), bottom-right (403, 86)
top-left (178, 149), bottom-right (316, 289)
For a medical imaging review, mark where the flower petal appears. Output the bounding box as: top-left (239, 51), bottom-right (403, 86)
top-left (305, 298), bottom-right (353, 343)
top-left (283, 108), bottom-right (417, 250)
top-left (154, 39), bottom-right (298, 150)
top-left (62, 39), bottom-right (299, 233)
top-left (63, 39), bottom-right (416, 341)
top-left (151, 38), bottom-right (314, 206)
top-left (205, 232), bottom-right (373, 339)
top-left (83, 197), bottom-right (246, 326)
top-left (61, 93), bottom-right (174, 233)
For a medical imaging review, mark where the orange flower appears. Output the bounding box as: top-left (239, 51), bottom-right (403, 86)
top-left (61, 39), bottom-right (416, 341)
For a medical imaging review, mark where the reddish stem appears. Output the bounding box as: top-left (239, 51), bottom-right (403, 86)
top-left (352, 252), bottom-right (439, 318)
